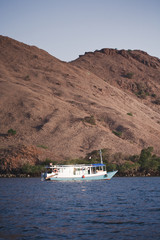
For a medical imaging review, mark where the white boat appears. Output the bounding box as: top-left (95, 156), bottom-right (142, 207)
top-left (41, 150), bottom-right (118, 181)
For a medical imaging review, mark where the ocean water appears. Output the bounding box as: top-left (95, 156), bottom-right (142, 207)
top-left (0, 177), bottom-right (160, 240)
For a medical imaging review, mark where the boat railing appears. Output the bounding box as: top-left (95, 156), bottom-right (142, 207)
top-left (45, 163), bottom-right (106, 168)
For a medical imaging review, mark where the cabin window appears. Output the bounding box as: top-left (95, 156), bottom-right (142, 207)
top-left (73, 168), bottom-right (80, 175)
top-left (77, 168), bottom-right (81, 175)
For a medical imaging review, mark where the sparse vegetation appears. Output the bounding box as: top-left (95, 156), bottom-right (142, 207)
top-left (1, 147), bottom-right (159, 177)
top-left (1, 37), bottom-right (160, 179)
top-left (138, 147), bottom-right (159, 172)
top-left (135, 90), bottom-right (149, 99)
top-left (21, 164), bottom-right (45, 176)
top-left (112, 130), bottom-right (122, 137)
top-left (84, 147), bottom-right (160, 176)
top-left (24, 75), bottom-right (30, 81)
top-left (152, 98), bottom-right (160, 105)
top-left (134, 83), bottom-right (150, 99)
top-left (124, 72), bottom-right (134, 79)
top-left (7, 128), bottom-right (16, 136)
top-left (151, 93), bottom-right (156, 98)
top-left (127, 112), bottom-right (133, 116)
top-left (69, 147), bottom-right (160, 176)
top-left (37, 145), bottom-right (48, 149)
top-left (83, 115), bottom-right (96, 125)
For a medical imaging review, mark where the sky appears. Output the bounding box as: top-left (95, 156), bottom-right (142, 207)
top-left (0, 0), bottom-right (160, 61)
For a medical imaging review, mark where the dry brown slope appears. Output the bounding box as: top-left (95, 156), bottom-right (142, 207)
top-left (71, 48), bottom-right (160, 111)
top-left (1, 36), bottom-right (160, 165)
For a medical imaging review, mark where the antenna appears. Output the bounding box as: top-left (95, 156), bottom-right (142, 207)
top-left (100, 149), bottom-right (103, 164)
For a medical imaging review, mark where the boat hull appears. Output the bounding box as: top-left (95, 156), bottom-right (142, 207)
top-left (48, 171), bottom-right (118, 181)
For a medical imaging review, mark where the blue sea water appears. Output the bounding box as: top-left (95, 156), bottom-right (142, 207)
top-left (0, 177), bottom-right (160, 240)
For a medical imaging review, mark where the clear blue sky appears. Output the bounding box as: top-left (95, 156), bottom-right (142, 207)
top-left (0, 0), bottom-right (160, 61)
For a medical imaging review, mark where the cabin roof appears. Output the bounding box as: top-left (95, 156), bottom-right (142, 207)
top-left (92, 164), bottom-right (105, 167)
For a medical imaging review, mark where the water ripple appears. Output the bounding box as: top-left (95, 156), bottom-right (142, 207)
top-left (0, 177), bottom-right (160, 239)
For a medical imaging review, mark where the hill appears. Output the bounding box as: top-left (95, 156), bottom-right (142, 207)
top-left (0, 35), bottom-right (160, 173)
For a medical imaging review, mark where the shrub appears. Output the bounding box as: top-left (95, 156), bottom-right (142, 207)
top-left (112, 130), bottom-right (122, 137)
top-left (151, 93), bottom-right (156, 98)
top-left (125, 72), bottom-right (134, 79)
top-left (134, 83), bottom-right (150, 99)
top-left (83, 115), bottom-right (96, 125)
top-left (19, 147), bottom-right (160, 177)
top-left (129, 154), bottom-right (139, 162)
top-left (21, 164), bottom-right (45, 176)
top-left (37, 145), bottom-right (48, 149)
top-left (8, 128), bottom-right (16, 136)
top-left (24, 75), bottom-right (30, 81)
top-left (127, 112), bottom-right (133, 116)
top-left (135, 89), bottom-right (149, 99)
top-left (152, 98), bottom-right (160, 105)
top-left (106, 163), bottom-right (117, 171)
top-left (138, 147), bottom-right (160, 172)
top-left (117, 162), bottom-right (140, 175)
top-left (112, 152), bottom-right (124, 162)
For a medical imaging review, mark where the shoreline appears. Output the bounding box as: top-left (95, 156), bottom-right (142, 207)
top-left (0, 173), bottom-right (159, 178)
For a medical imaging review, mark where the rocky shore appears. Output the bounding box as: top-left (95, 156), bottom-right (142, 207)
top-left (0, 174), bottom-right (30, 178)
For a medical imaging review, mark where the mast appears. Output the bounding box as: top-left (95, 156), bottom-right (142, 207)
top-left (100, 149), bottom-right (103, 164)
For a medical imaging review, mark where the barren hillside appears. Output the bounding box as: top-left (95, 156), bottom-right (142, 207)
top-left (0, 36), bottom-right (160, 168)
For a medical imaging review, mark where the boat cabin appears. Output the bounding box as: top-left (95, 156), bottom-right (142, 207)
top-left (45, 163), bottom-right (106, 177)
